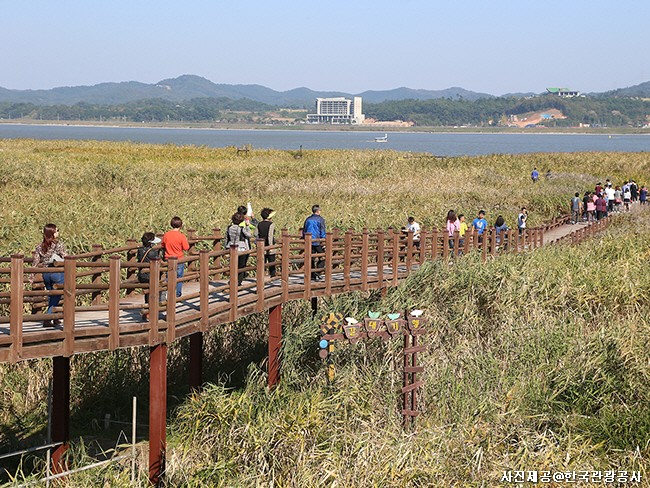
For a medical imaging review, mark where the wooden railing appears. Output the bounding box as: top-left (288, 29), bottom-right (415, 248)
top-left (0, 215), bottom-right (604, 364)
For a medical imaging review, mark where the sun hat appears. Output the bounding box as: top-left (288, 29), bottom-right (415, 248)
top-left (151, 236), bottom-right (162, 244)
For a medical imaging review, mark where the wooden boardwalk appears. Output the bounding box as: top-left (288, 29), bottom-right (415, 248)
top-left (0, 217), bottom-right (609, 364)
top-left (0, 215), bottom-right (616, 482)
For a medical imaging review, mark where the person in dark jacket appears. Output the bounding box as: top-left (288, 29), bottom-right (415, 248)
top-left (595, 193), bottom-right (608, 220)
top-left (256, 208), bottom-right (277, 278)
top-left (137, 232), bottom-right (162, 320)
top-left (302, 204), bottom-right (326, 281)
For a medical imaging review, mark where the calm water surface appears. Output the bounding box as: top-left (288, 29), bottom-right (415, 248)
top-left (1, 124), bottom-right (648, 156)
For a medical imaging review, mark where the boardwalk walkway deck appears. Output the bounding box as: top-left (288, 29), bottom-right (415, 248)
top-left (0, 216), bottom-right (609, 364)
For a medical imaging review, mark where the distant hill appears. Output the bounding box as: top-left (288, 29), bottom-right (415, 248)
top-left (0, 75), bottom-right (496, 107)
top-left (358, 86), bottom-right (493, 102)
top-left (599, 81), bottom-right (650, 98)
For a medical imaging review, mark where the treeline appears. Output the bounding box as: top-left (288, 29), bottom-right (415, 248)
top-left (0, 97), bottom-right (276, 123)
top-left (0, 95), bottom-right (648, 127)
top-left (364, 95), bottom-right (650, 127)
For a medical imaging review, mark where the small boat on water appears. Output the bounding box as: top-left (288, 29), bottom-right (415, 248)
top-left (374, 133), bottom-right (388, 143)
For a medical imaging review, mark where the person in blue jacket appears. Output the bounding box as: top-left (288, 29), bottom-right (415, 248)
top-left (302, 204), bottom-right (326, 281)
top-left (531, 167), bottom-right (539, 183)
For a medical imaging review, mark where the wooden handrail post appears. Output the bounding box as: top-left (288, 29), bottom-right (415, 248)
top-left (419, 228), bottom-right (427, 264)
top-left (63, 257), bottom-right (77, 357)
top-left (166, 257), bottom-right (178, 343)
top-left (91, 244), bottom-right (103, 305)
top-left (212, 228), bottom-right (222, 252)
top-left (281, 230), bottom-right (290, 303)
top-left (9, 254), bottom-right (24, 363)
top-left (108, 255), bottom-right (121, 351)
top-left (229, 245), bottom-right (238, 322)
top-left (514, 229), bottom-right (520, 253)
top-left (431, 228), bottom-right (439, 259)
top-left (391, 229), bottom-right (399, 287)
top-left (404, 230), bottom-right (414, 273)
top-left (442, 231), bottom-right (449, 260)
top-left (406, 231), bottom-right (414, 271)
top-left (453, 230), bottom-right (460, 256)
top-left (344, 230), bottom-right (352, 291)
top-left (505, 229), bottom-right (512, 253)
top-left (199, 250), bottom-right (209, 331)
top-left (490, 230), bottom-right (497, 257)
top-left (304, 233), bottom-right (312, 299)
top-left (125, 239), bottom-right (138, 296)
top-left (187, 229), bottom-right (197, 273)
top-left (539, 227), bottom-right (544, 247)
top-left (148, 258), bottom-right (160, 345)
top-left (361, 228), bottom-right (369, 291)
top-left (376, 229), bottom-right (385, 289)
top-left (256, 239), bottom-right (265, 311)
top-left (325, 232), bottom-right (333, 295)
top-left (463, 229), bottom-right (471, 255)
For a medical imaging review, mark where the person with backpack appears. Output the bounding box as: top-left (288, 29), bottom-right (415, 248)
top-left (226, 212), bottom-right (253, 286)
top-left (302, 205), bottom-right (326, 281)
top-left (137, 232), bottom-right (162, 321)
top-left (570, 193), bottom-right (582, 224)
top-left (256, 207), bottom-right (277, 278)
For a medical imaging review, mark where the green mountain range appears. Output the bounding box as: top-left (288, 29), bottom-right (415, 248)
top-left (0, 75), bottom-right (497, 106)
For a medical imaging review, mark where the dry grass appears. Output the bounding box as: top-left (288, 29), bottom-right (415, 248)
top-left (1, 140), bottom-right (649, 485)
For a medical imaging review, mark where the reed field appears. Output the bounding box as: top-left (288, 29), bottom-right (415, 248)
top-left (0, 139), bottom-right (649, 486)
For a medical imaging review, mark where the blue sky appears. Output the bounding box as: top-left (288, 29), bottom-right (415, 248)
top-left (2, 0), bottom-right (648, 95)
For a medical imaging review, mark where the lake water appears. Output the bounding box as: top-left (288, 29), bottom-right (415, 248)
top-left (0, 123), bottom-right (648, 156)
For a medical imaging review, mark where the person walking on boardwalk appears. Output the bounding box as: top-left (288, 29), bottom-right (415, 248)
top-left (458, 214), bottom-right (468, 248)
top-left (162, 216), bottom-right (190, 298)
top-left (623, 186), bottom-right (632, 211)
top-left (30, 223), bottom-right (66, 327)
top-left (595, 193), bottom-right (608, 220)
top-left (256, 208), bottom-right (277, 278)
top-left (227, 212), bottom-right (253, 286)
top-left (630, 180), bottom-right (639, 202)
top-left (517, 207), bottom-right (527, 235)
top-left (494, 215), bottom-right (509, 247)
top-left (605, 184), bottom-right (615, 213)
top-left (472, 210), bottom-right (488, 242)
top-left (571, 193), bottom-right (582, 224)
top-left (640, 185), bottom-right (648, 205)
top-left (446, 210), bottom-right (460, 251)
top-left (614, 186), bottom-right (623, 212)
top-left (531, 168), bottom-right (539, 183)
top-left (406, 216), bottom-right (421, 250)
top-left (303, 204), bottom-right (326, 281)
top-left (137, 232), bottom-right (162, 320)
top-left (586, 193), bottom-right (596, 222)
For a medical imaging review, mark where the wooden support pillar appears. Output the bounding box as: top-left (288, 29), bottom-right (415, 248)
top-left (51, 356), bottom-right (70, 474)
top-left (268, 304), bottom-right (282, 389)
top-left (189, 332), bottom-right (203, 393)
top-left (149, 343), bottom-right (167, 486)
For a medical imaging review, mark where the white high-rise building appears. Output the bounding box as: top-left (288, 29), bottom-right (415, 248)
top-left (307, 96), bottom-right (365, 124)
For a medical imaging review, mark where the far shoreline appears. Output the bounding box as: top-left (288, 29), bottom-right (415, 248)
top-left (1, 119), bottom-right (648, 136)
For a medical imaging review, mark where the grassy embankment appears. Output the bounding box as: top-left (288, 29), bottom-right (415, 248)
top-left (0, 139), bottom-right (648, 485)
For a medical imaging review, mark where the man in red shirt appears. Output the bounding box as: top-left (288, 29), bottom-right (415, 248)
top-left (162, 216), bottom-right (190, 297)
